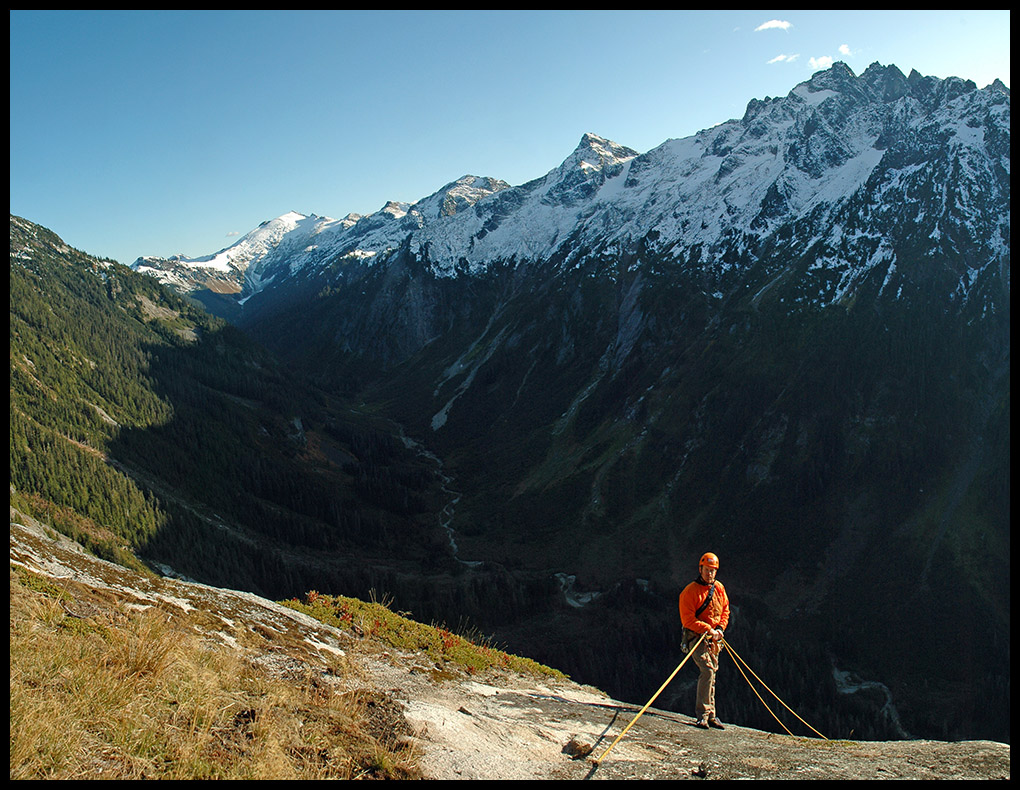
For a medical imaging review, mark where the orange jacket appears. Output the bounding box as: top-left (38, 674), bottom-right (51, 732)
top-left (679, 578), bottom-right (730, 634)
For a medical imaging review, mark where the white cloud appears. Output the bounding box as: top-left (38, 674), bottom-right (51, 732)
top-left (767, 53), bottom-right (800, 64)
top-left (756, 19), bottom-right (792, 32)
top-left (226, 231), bottom-right (240, 237)
top-left (838, 44), bottom-right (853, 56)
top-left (809, 56), bottom-right (834, 70)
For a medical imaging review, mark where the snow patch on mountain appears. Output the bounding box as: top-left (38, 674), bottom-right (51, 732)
top-left (132, 62), bottom-right (1009, 310)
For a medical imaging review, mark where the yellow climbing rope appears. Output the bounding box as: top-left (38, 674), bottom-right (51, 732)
top-left (594, 634), bottom-right (828, 766)
top-left (722, 637), bottom-right (828, 740)
top-left (594, 632), bottom-right (706, 764)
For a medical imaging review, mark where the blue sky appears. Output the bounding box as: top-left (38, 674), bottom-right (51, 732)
top-left (9, 10), bottom-right (1011, 265)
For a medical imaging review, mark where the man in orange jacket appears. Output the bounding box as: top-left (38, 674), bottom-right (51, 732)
top-left (679, 552), bottom-right (730, 730)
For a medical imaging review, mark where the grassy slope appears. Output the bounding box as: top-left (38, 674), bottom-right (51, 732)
top-left (10, 558), bottom-right (562, 780)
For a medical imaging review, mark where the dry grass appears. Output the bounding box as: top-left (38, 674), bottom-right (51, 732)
top-left (283, 590), bottom-right (567, 681)
top-left (9, 566), bottom-right (422, 780)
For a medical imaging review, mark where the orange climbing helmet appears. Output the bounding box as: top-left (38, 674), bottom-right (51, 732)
top-left (699, 552), bottom-right (720, 569)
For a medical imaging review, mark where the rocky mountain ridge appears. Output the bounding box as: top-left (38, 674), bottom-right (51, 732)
top-left (132, 62), bottom-right (1008, 318)
top-left (10, 512), bottom-right (1010, 780)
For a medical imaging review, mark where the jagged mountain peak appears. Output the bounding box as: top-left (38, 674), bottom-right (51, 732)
top-left (788, 60), bottom-right (985, 113)
top-left (987, 77), bottom-right (1009, 95)
top-left (569, 132), bottom-right (640, 168)
top-left (529, 133), bottom-right (638, 212)
top-left (379, 200), bottom-right (410, 219)
top-left (412, 175), bottom-right (512, 219)
top-left (789, 61), bottom-right (907, 108)
top-left (549, 132), bottom-right (639, 187)
top-left (805, 59), bottom-right (858, 90)
top-left (858, 61), bottom-right (911, 102)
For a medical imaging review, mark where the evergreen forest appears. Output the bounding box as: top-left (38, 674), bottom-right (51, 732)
top-left (10, 216), bottom-right (450, 600)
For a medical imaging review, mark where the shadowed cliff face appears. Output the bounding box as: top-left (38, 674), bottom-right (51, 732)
top-left (9, 513), bottom-right (1011, 780)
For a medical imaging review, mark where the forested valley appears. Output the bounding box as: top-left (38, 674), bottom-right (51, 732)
top-left (10, 216), bottom-right (452, 601)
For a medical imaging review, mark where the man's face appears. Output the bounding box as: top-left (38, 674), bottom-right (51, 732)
top-left (700, 565), bottom-right (717, 583)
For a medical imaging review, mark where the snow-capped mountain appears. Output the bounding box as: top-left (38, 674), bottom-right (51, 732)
top-left (132, 174), bottom-right (513, 301)
top-left (133, 62), bottom-right (1009, 317)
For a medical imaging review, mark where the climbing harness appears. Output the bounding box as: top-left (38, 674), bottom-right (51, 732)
top-left (722, 637), bottom-right (828, 740)
top-left (594, 634), bottom-right (827, 766)
top-left (594, 632), bottom-right (706, 764)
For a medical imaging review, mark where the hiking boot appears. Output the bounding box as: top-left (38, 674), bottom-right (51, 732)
top-left (695, 717), bottom-right (710, 729)
top-left (709, 718), bottom-right (725, 730)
